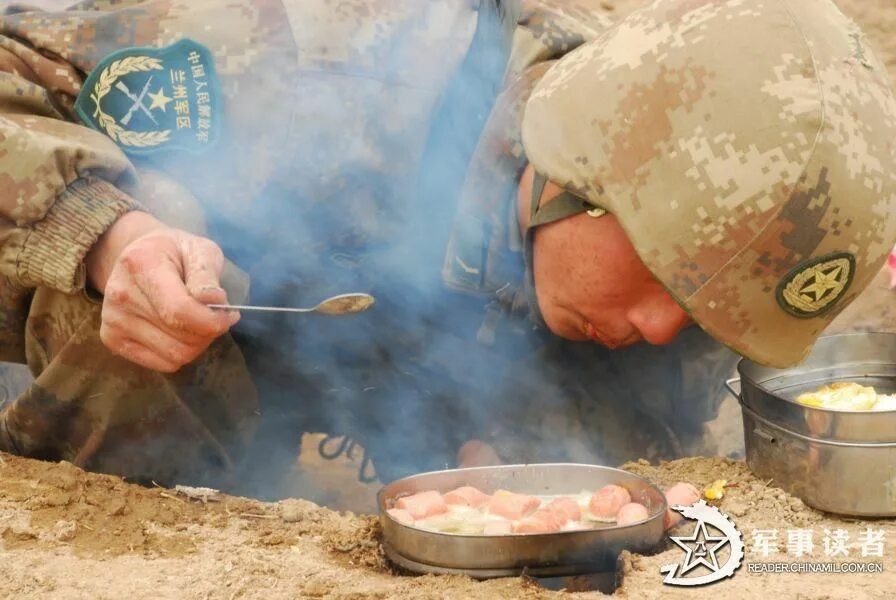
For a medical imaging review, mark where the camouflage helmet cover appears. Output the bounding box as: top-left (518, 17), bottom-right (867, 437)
top-left (521, 0), bottom-right (896, 367)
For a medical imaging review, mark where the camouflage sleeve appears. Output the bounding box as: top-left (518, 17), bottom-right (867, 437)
top-left (0, 34), bottom-right (139, 295)
top-left (507, 0), bottom-right (615, 82)
top-left (443, 1), bottom-right (613, 294)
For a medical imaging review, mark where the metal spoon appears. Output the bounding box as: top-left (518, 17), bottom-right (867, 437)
top-left (208, 293), bottom-right (375, 316)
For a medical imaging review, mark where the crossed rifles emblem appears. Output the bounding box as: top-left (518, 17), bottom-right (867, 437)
top-left (115, 75), bottom-right (158, 126)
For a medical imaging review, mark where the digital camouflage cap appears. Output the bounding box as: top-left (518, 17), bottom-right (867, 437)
top-left (521, 0), bottom-right (896, 368)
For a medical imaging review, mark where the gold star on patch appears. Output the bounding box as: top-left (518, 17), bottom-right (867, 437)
top-left (798, 265), bottom-right (843, 303)
top-left (778, 254), bottom-right (855, 318)
top-left (148, 88), bottom-right (173, 112)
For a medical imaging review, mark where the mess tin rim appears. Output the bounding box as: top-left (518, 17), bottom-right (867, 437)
top-left (377, 462), bottom-right (668, 539)
top-left (735, 331), bottom-right (896, 415)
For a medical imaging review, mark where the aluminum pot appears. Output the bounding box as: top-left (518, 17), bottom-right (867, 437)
top-left (378, 463), bottom-right (667, 578)
top-left (728, 332), bottom-right (896, 516)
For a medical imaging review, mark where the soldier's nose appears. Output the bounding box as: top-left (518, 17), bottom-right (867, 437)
top-left (626, 292), bottom-right (691, 346)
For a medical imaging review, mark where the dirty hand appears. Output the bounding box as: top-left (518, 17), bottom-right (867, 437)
top-left (86, 211), bottom-right (239, 373)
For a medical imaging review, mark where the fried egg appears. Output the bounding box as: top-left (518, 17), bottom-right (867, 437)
top-left (796, 382), bottom-right (896, 411)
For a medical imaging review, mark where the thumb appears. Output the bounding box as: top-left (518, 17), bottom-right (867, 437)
top-left (181, 237), bottom-right (227, 304)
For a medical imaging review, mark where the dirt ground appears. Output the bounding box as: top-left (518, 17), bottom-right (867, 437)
top-left (3, 0), bottom-right (896, 598)
top-left (3, 453), bottom-right (896, 600)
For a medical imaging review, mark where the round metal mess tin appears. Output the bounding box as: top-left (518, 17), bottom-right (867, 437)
top-left (378, 463), bottom-right (667, 578)
top-left (731, 332), bottom-right (896, 516)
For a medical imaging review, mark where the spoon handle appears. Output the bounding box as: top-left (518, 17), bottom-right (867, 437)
top-left (207, 304), bottom-right (314, 314)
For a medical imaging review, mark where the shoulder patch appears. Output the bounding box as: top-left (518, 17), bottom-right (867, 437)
top-left (776, 252), bottom-right (856, 318)
top-left (74, 39), bottom-right (222, 156)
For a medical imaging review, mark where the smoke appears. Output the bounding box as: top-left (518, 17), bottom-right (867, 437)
top-left (160, 0), bottom-right (740, 501)
top-left (3, 0), bottom-right (741, 502)
top-left (160, 0), bottom-right (526, 497)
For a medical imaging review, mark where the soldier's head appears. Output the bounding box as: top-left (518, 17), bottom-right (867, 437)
top-left (518, 0), bottom-right (896, 367)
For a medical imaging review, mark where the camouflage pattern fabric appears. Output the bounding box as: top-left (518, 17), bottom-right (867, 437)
top-left (4, 0), bottom-right (887, 485)
top-left (438, 1), bottom-right (744, 466)
top-left (0, 286), bottom-right (258, 487)
top-left (443, 2), bottom-right (614, 308)
top-left (522, 0), bottom-right (896, 367)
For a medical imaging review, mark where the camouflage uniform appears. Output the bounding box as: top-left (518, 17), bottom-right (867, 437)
top-left (521, 0), bottom-right (896, 367)
top-left (1, 0), bottom-right (893, 487)
top-left (443, 0), bottom-right (896, 465)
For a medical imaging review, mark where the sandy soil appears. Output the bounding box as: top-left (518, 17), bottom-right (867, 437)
top-left (3, 0), bottom-right (896, 598)
top-left (3, 452), bottom-right (896, 600)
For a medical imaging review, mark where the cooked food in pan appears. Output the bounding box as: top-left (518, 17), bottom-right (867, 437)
top-left (795, 382), bottom-right (896, 411)
top-left (387, 482), bottom-right (698, 535)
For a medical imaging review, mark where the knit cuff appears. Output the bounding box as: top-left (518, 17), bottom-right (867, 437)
top-left (16, 177), bottom-right (140, 294)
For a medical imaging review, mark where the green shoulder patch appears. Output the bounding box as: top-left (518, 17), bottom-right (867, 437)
top-left (776, 252), bottom-right (856, 319)
top-left (74, 39), bottom-right (222, 156)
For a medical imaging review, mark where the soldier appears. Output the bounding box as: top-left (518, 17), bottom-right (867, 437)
top-left (0, 0), bottom-right (894, 492)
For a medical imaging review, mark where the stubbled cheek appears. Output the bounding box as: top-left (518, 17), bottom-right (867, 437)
top-left (539, 300), bottom-right (587, 341)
